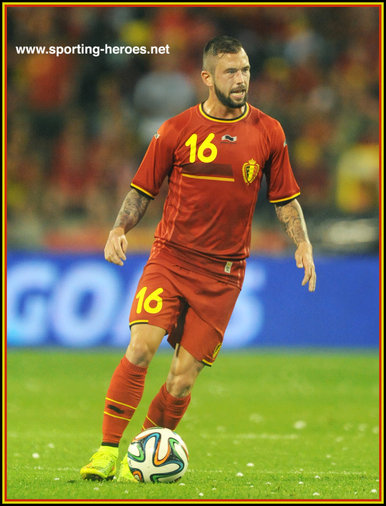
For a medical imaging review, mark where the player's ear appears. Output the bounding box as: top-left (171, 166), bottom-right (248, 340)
top-left (201, 69), bottom-right (213, 88)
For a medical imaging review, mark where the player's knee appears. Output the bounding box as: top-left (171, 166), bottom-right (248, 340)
top-left (166, 372), bottom-right (195, 398)
top-left (126, 339), bottom-right (154, 368)
top-left (126, 324), bottom-right (164, 367)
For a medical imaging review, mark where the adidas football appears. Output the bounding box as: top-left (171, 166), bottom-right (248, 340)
top-left (127, 427), bottom-right (189, 483)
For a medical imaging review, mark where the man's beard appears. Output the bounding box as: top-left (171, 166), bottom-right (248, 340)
top-left (214, 82), bottom-right (248, 109)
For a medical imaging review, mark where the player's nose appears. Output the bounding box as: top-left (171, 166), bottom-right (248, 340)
top-left (234, 69), bottom-right (247, 85)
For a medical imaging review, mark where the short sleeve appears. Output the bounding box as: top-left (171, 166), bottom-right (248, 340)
top-left (264, 121), bottom-right (300, 203)
top-left (131, 120), bottom-right (177, 199)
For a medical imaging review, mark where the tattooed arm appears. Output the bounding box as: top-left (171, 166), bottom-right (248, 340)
top-left (275, 199), bottom-right (316, 292)
top-left (104, 188), bottom-right (151, 266)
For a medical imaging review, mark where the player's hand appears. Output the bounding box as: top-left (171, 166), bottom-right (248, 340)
top-left (295, 241), bottom-right (316, 292)
top-left (104, 227), bottom-right (128, 266)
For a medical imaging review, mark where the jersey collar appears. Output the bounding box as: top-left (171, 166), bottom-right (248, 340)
top-left (199, 102), bottom-right (249, 123)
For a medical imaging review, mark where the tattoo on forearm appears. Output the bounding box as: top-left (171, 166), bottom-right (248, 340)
top-left (275, 200), bottom-right (309, 246)
top-left (113, 188), bottom-right (151, 233)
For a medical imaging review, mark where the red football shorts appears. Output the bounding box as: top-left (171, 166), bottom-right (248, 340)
top-left (129, 260), bottom-right (241, 366)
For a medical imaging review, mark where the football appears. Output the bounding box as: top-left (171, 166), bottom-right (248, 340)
top-left (127, 427), bottom-right (189, 483)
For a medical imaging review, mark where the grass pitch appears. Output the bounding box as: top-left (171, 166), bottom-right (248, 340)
top-left (5, 348), bottom-right (381, 502)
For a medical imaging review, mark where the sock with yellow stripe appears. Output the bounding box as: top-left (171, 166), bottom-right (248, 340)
top-left (142, 383), bottom-right (191, 431)
top-left (102, 356), bottom-right (147, 445)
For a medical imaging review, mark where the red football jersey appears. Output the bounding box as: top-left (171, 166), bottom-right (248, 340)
top-left (131, 103), bottom-right (300, 269)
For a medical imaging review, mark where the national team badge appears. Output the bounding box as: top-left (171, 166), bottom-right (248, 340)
top-left (242, 159), bottom-right (260, 184)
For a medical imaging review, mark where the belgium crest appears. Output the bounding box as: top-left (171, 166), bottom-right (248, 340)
top-left (242, 159), bottom-right (260, 184)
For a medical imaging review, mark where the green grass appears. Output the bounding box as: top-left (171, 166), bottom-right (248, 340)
top-left (5, 348), bottom-right (381, 502)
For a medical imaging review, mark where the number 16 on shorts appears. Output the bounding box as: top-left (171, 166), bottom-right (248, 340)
top-left (135, 287), bottom-right (164, 314)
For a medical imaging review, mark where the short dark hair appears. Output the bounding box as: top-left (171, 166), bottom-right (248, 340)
top-left (203, 35), bottom-right (244, 71)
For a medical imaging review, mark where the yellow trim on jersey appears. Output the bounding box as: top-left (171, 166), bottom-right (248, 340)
top-left (269, 192), bottom-right (300, 203)
top-left (105, 397), bottom-right (136, 410)
top-left (130, 184), bottom-right (155, 199)
top-left (201, 359), bottom-right (213, 367)
top-left (199, 103), bottom-right (249, 123)
top-left (129, 319), bottom-right (149, 326)
top-left (182, 173), bottom-right (235, 182)
top-left (103, 411), bottom-right (131, 422)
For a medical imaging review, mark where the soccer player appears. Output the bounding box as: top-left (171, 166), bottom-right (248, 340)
top-left (80, 35), bottom-right (316, 482)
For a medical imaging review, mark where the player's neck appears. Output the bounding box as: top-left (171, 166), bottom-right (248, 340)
top-left (202, 99), bottom-right (246, 120)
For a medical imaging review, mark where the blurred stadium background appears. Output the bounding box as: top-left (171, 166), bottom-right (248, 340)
top-left (6, 5), bottom-right (380, 350)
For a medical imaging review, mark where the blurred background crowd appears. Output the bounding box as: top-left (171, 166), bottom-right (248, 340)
top-left (6, 5), bottom-right (380, 254)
